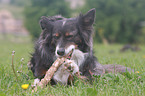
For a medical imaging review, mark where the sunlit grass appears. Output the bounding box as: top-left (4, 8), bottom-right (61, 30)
top-left (0, 40), bottom-right (145, 96)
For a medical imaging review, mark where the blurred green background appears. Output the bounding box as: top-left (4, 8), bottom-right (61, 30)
top-left (0, 0), bottom-right (145, 44)
top-left (0, 1), bottom-right (145, 95)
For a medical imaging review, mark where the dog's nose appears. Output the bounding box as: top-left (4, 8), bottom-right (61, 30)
top-left (57, 48), bottom-right (65, 56)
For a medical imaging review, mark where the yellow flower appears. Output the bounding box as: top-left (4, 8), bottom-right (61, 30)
top-left (143, 55), bottom-right (145, 58)
top-left (135, 71), bottom-right (139, 74)
top-left (21, 84), bottom-right (29, 89)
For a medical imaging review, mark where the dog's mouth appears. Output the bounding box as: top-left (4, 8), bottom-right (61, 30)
top-left (65, 49), bottom-right (74, 60)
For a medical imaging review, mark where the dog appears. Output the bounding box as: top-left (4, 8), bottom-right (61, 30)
top-left (29, 8), bottom-right (133, 85)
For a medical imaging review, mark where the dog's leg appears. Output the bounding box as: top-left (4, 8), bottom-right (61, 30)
top-left (53, 60), bottom-right (79, 85)
top-left (53, 64), bottom-right (70, 85)
top-left (63, 59), bottom-right (79, 75)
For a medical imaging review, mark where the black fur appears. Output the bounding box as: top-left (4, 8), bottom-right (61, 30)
top-left (30, 8), bottom-right (104, 81)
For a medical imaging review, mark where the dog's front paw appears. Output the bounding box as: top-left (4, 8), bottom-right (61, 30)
top-left (63, 59), bottom-right (79, 75)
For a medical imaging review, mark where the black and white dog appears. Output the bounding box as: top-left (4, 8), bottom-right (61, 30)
top-left (29, 8), bottom-right (106, 85)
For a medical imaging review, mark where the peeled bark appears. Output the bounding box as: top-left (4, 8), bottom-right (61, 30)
top-left (33, 57), bottom-right (66, 92)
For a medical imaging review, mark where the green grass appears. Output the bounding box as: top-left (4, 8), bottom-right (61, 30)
top-left (0, 40), bottom-right (145, 96)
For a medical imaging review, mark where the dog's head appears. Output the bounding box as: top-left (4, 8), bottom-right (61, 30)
top-left (39, 8), bottom-right (95, 58)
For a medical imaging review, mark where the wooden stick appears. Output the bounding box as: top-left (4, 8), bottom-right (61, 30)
top-left (32, 49), bottom-right (77, 92)
top-left (32, 57), bottom-right (66, 92)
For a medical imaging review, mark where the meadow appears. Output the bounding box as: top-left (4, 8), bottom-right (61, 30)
top-left (0, 39), bottom-right (145, 96)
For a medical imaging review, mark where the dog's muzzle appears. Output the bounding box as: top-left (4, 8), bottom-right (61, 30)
top-left (55, 45), bottom-right (76, 59)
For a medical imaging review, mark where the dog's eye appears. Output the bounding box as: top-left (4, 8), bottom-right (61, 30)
top-left (53, 33), bottom-right (60, 39)
top-left (53, 35), bottom-right (59, 39)
top-left (66, 35), bottom-right (73, 39)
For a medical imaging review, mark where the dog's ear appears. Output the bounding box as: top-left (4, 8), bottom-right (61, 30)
top-left (77, 9), bottom-right (95, 52)
top-left (39, 16), bottom-right (54, 41)
top-left (39, 16), bottom-right (53, 30)
top-left (79, 8), bottom-right (96, 27)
